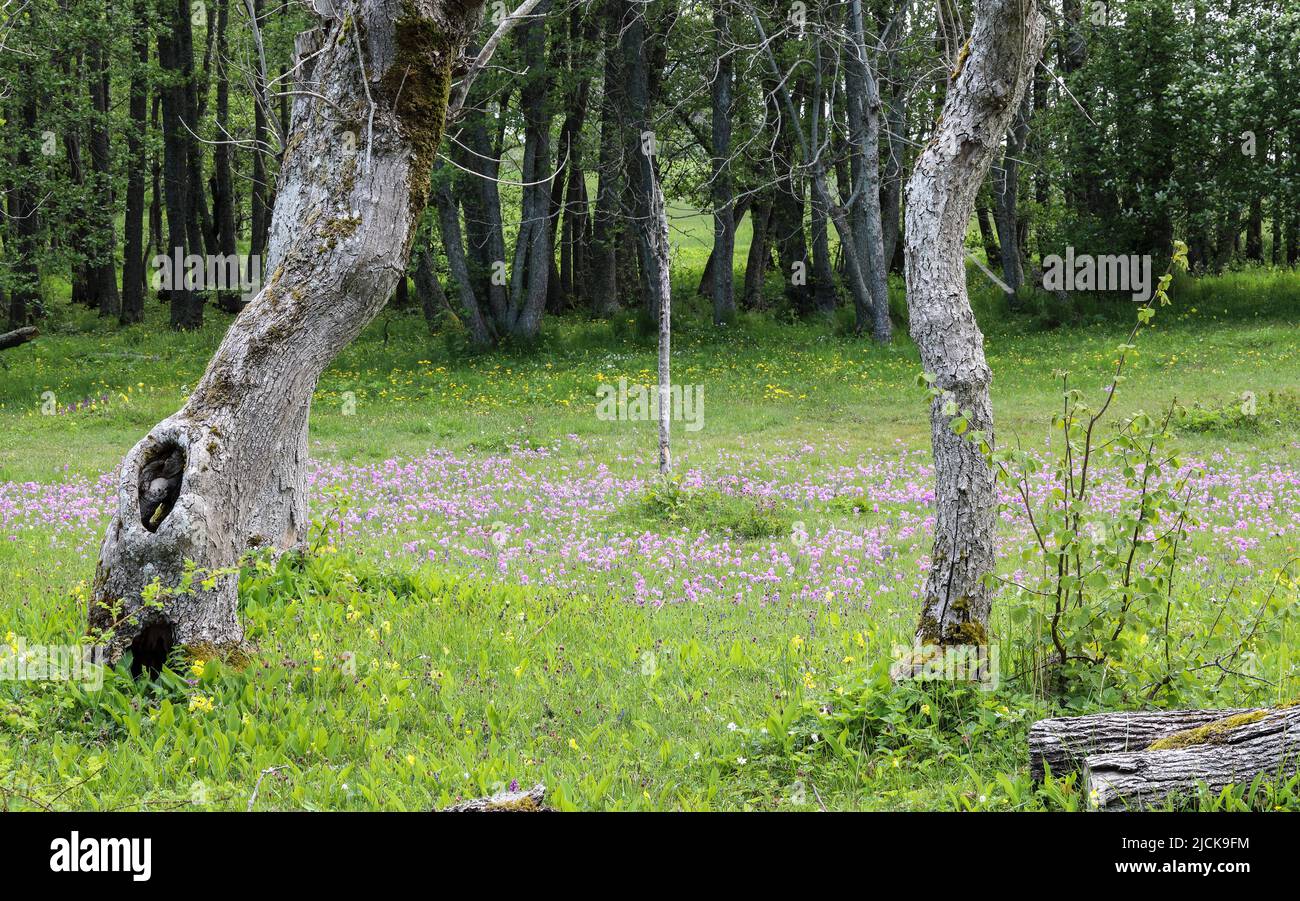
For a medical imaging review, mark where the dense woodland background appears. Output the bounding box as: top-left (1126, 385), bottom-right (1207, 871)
top-left (2, 0), bottom-right (1297, 341)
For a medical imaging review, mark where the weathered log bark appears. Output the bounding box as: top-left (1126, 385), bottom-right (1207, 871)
top-left (442, 782), bottom-right (550, 812)
top-left (904, 0), bottom-right (1045, 646)
top-left (1083, 705), bottom-right (1300, 810)
top-left (89, 0), bottom-right (487, 668)
top-left (1028, 707), bottom-right (1260, 782)
top-left (0, 327), bottom-right (39, 352)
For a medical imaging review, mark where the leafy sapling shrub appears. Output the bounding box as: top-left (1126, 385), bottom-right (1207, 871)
top-left (920, 242), bottom-right (1223, 698)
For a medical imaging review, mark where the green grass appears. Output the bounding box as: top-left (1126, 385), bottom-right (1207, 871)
top-left (4, 269), bottom-right (1300, 483)
top-left (2, 265), bottom-right (1299, 811)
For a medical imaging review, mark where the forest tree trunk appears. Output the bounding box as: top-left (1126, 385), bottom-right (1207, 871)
top-left (212, 0), bottom-right (243, 313)
top-left (121, 0), bottom-right (150, 324)
top-left (904, 0), bottom-right (1046, 648)
top-left (709, 0), bottom-right (736, 325)
top-left (158, 0), bottom-right (202, 330)
top-left (87, 4), bottom-right (122, 319)
top-left (992, 92), bottom-right (1031, 301)
top-left (589, 0), bottom-right (627, 318)
top-left (89, 0), bottom-right (487, 667)
top-left (6, 61), bottom-right (42, 330)
top-left (844, 0), bottom-right (891, 341)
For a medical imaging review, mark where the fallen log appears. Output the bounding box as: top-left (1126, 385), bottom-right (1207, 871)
top-left (1083, 704), bottom-right (1300, 810)
top-left (0, 326), bottom-right (38, 351)
top-left (441, 783), bottom-right (551, 812)
top-left (1028, 707), bottom-right (1260, 781)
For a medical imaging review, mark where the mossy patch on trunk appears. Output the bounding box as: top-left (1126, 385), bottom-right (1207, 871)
top-left (381, 0), bottom-right (456, 220)
top-left (1146, 710), bottom-right (1268, 750)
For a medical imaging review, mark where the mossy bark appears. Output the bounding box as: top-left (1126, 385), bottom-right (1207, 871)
top-left (1034, 703), bottom-right (1300, 809)
top-left (1028, 707), bottom-right (1263, 781)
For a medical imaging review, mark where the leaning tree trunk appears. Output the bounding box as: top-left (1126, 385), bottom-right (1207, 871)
top-left (904, 0), bottom-right (1046, 647)
top-left (89, 0), bottom-right (486, 668)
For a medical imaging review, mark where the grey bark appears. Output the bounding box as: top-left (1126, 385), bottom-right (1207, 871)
top-left (506, 3), bottom-right (553, 340)
top-left (904, 0), bottom-right (1046, 646)
top-left (249, 0), bottom-right (272, 263)
top-left (1083, 705), bottom-right (1300, 810)
top-left (414, 247), bottom-right (449, 332)
top-left (157, 0), bottom-right (202, 330)
top-left (622, 2), bottom-right (667, 321)
top-left (87, 4), bottom-right (121, 320)
top-left (844, 0), bottom-right (891, 340)
top-left (456, 102), bottom-right (509, 330)
top-left (992, 91), bottom-right (1030, 300)
top-left (709, 0), bottom-right (736, 325)
top-left (0, 327), bottom-right (39, 352)
top-left (121, 0), bottom-right (150, 324)
top-left (588, 0), bottom-right (626, 317)
top-left (742, 195), bottom-right (772, 308)
top-left (880, 47), bottom-right (906, 272)
top-left (809, 39), bottom-right (837, 316)
top-left (212, 0), bottom-right (243, 314)
top-left (697, 196), bottom-right (750, 297)
top-left (548, 7), bottom-right (596, 311)
top-left (752, 12), bottom-right (878, 339)
top-left (1028, 707), bottom-right (1261, 782)
top-left (652, 173), bottom-right (671, 474)
top-left (443, 783), bottom-right (551, 811)
top-left (89, 0), bottom-right (487, 666)
top-left (975, 190), bottom-right (1001, 266)
top-left (433, 171), bottom-right (496, 349)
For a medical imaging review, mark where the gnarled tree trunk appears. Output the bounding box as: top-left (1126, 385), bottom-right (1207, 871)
top-left (89, 0), bottom-right (486, 668)
top-left (904, 0), bottom-right (1046, 647)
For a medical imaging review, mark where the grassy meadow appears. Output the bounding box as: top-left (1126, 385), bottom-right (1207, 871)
top-left (2, 243), bottom-right (1300, 811)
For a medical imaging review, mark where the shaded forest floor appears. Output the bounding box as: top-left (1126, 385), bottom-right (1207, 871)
top-left (2, 269), bottom-right (1300, 810)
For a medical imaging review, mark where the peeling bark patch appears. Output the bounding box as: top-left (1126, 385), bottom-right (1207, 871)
top-left (138, 443), bottom-right (185, 532)
top-left (129, 621), bottom-right (175, 678)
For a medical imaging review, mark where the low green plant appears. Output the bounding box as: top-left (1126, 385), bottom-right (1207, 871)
top-left (1180, 388), bottom-right (1300, 436)
top-left (624, 477), bottom-right (793, 540)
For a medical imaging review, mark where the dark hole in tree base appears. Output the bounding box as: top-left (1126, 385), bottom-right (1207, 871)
top-left (138, 443), bottom-right (185, 532)
top-left (129, 622), bottom-right (175, 679)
